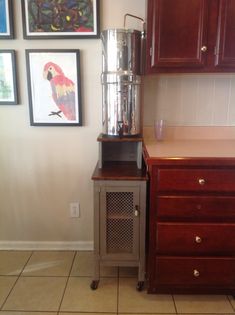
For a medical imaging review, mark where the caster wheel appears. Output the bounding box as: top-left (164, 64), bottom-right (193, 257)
top-left (136, 281), bottom-right (144, 291)
top-left (90, 280), bottom-right (99, 290)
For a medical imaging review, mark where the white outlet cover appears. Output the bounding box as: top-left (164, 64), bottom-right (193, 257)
top-left (70, 202), bottom-right (80, 218)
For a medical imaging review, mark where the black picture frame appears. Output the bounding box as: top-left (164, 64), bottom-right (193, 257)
top-left (25, 49), bottom-right (82, 126)
top-left (0, 0), bottom-right (14, 39)
top-left (0, 50), bottom-right (18, 105)
top-left (21, 0), bottom-right (100, 39)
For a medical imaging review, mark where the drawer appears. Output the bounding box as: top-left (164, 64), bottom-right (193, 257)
top-left (157, 196), bottom-right (235, 220)
top-left (155, 257), bottom-right (235, 286)
top-left (156, 223), bottom-right (235, 254)
top-left (156, 168), bottom-right (235, 192)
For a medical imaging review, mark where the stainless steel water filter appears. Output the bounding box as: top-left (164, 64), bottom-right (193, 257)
top-left (101, 29), bottom-right (142, 74)
top-left (102, 73), bottom-right (141, 136)
top-left (101, 20), bottom-right (144, 136)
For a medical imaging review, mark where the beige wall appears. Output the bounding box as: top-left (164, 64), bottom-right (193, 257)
top-left (0, 0), bottom-right (146, 249)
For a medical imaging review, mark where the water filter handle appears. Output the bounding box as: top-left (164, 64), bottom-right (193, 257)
top-left (124, 13), bottom-right (145, 33)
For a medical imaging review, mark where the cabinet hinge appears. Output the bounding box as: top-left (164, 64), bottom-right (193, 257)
top-left (214, 46), bottom-right (218, 56)
top-left (150, 47), bottom-right (152, 57)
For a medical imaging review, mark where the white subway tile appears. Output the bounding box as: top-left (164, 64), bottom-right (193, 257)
top-left (143, 74), bottom-right (235, 127)
top-left (212, 77), bottom-right (230, 125)
top-left (228, 76), bottom-right (235, 125)
top-left (196, 76), bottom-right (214, 125)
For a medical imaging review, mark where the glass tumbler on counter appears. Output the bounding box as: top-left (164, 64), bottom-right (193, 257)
top-left (154, 119), bottom-right (165, 141)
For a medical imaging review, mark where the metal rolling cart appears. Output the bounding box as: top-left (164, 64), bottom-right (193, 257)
top-left (90, 134), bottom-right (147, 291)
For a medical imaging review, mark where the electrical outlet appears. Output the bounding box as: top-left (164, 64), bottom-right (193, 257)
top-left (70, 202), bottom-right (80, 218)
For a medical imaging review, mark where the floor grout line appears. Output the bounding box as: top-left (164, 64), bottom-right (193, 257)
top-left (172, 294), bottom-right (178, 314)
top-left (117, 267), bottom-right (120, 314)
top-left (57, 250), bottom-right (77, 313)
top-left (0, 250), bottom-right (34, 311)
top-left (227, 294), bottom-right (235, 313)
top-left (19, 251), bottom-right (35, 276)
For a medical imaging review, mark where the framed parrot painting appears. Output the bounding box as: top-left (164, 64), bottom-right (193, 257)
top-left (26, 49), bottom-right (82, 126)
top-left (0, 0), bottom-right (14, 39)
top-left (21, 0), bottom-right (100, 39)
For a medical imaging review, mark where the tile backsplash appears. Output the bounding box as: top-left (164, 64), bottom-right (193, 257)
top-left (143, 74), bottom-right (235, 126)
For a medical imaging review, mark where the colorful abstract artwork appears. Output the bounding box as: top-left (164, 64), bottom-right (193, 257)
top-left (0, 0), bottom-right (14, 38)
top-left (22, 0), bottom-right (99, 38)
top-left (25, 50), bottom-right (82, 126)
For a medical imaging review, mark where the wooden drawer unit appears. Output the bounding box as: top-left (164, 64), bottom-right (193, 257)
top-left (157, 196), bottom-right (235, 221)
top-left (156, 223), bottom-right (235, 255)
top-left (146, 159), bottom-right (235, 295)
top-left (155, 257), bottom-right (235, 289)
top-left (156, 168), bottom-right (235, 192)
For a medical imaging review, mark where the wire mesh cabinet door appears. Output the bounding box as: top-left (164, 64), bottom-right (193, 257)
top-left (99, 184), bottom-right (140, 261)
top-left (91, 179), bottom-right (146, 291)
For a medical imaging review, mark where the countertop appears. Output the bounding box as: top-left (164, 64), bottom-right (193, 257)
top-left (143, 126), bottom-right (235, 159)
top-left (144, 139), bottom-right (235, 158)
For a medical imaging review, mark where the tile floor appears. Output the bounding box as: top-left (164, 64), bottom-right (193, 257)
top-left (0, 250), bottom-right (234, 315)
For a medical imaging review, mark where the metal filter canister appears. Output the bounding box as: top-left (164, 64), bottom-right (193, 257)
top-left (101, 28), bottom-right (142, 137)
top-left (101, 73), bottom-right (141, 136)
top-left (101, 29), bottom-right (142, 74)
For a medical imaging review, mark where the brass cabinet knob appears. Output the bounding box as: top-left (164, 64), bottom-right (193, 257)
top-left (193, 269), bottom-right (200, 277)
top-left (201, 46), bottom-right (207, 52)
top-left (198, 178), bottom-right (206, 185)
top-left (195, 236), bottom-right (202, 243)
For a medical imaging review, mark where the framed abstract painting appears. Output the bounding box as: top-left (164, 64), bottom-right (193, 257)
top-left (25, 49), bottom-right (82, 126)
top-left (0, 50), bottom-right (18, 105)
top-left (21, 0), bottom-right (100, 39)
top-left (0, 0), bottom-right (14, 39)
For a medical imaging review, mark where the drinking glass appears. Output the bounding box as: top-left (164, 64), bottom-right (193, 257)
top-left (154, 119), bottom-right (165, 141)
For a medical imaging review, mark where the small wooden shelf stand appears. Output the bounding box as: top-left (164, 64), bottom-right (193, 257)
top-left (91, 134), bottom-right (147, 291)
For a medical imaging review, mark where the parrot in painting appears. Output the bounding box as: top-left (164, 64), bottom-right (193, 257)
top-left (43, 62), bottom-right (76, 120)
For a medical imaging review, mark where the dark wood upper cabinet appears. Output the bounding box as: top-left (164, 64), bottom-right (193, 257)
top-left (150, 0), bottom-right (208, 68)
top-left (215, 0), bottom-right (235, 68)
top-left (146, 0), bottom-right (235, 73)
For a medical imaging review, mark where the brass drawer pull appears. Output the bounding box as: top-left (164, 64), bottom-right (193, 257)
top-left (193, 269), bottom-right (200, 277)
top-left (198, 178), bottom-right (206, 186)
top-left (201, 46), bottom-right (207, 52)
top-left (195, 236), bottom-right (202, 243)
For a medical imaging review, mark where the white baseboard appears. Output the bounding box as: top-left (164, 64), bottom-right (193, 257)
top-left (0, 241), bottom-right (94, 251)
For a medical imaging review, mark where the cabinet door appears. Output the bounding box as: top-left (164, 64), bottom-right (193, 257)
top-left (147, 0), bottom-right (208, 70)
top-left (100, 186), bottom-right (140, 261)
top-left (215, 0), bottom-right (235, 67)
